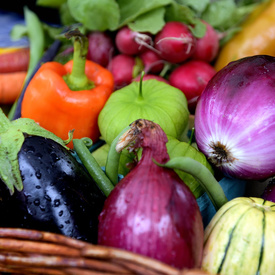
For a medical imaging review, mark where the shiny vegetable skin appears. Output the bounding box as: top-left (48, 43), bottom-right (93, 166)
top-left (203, 197), bottom-right (275, 275)
top-left (98, 119), bottom-right (204, 269)
top-left (0, 136), bottom-right (106, 243)
top-left (215, 0), bottom-right (275, 71)
top-left (21, 30), bottom-right (114, 148)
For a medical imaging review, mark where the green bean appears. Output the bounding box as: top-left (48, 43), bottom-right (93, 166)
top-left (105, 125), bottom-right (131, 185)
top-left (154, 156), bottom-right (228, 210)
top-left (8, 7), bottom-right (45, 120)
top-left (24, 6), bottom-right (45, 81)
top-left (73, 138), bottom-right (114, 197)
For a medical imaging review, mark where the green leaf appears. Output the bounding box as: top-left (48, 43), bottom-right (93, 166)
top-left (68, 0), bottom-right (120, 31)
top-left (0, 128), bottom-right (25, 194)
top-left (128, 7), bottom-right (166, 34)
top-left (117, 0), bottom-right (172, 26)
top-left (175, 0), bottom-right (210, 13)
top-left (201, 0), bottom-right (237, 31)
top-left (11, 119), bottom-right (68, 147)
top-left (164, 1), bottom-right (206, 38)
top-left (0, 108), bottom-right (68, 194)
top-left (60, 2), bottom-right (78, 26)
top-left (36, 0), bottom-right (67, 8)
top-left (10, 25), bottom-right (28, 41)
top-left (165, 2), bottom-right (196, 24)
top-left (189, 18), bottom-right (206, 38)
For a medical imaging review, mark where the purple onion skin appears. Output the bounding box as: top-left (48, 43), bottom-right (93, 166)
top-left (98, 120), bottom-right (204, 269)
top-left (194, 55), bottom-right (275, 180)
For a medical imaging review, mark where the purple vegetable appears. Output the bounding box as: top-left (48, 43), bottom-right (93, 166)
top-left (194, 55), bottom-right (275, 180)
top-left (98, 119), bottom-right (204, 269)
top-left (115, 26), bottom-right (152, 55)
top-left (262, 177), bottom-right (275, 202)
top-left (87, 31), bottom-right (115, 67)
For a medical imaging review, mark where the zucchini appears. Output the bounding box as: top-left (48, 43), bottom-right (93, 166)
top-left (202, 197), bottom-right (275, 275)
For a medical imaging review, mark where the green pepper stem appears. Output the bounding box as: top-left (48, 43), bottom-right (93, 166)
top-left (105, 125), bottom-right (131, 185)
top-left (64, 29), bottom-right (94, 91)
top-left (154, 156), bottom-right (228, 210)
top-left (73, 138), bottom-right (114, 197)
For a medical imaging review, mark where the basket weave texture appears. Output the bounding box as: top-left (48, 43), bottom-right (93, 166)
top-left (0, 227), bottom-right (211, 275)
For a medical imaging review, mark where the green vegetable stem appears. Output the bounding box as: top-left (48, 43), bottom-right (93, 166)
top-left (155, 157), bottom-right (228, 210)
top-left (105, 125), bottom-right (131, 185)
top-left (73, 138), bottom-right (114, 196)
top-left (73, 124), bottom-right (130, 195)
top-left (63, 29), bottom-right (94, 91)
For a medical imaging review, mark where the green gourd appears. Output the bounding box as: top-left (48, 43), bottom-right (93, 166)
top-left (202, 197), bottom-right (275, 275)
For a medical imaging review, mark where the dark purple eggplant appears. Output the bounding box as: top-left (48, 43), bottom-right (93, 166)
top-left (0, 135), bottom-right (105, 243)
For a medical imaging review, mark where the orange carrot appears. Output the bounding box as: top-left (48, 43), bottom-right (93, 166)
top-left (0, 71), bottom-right (27, 104)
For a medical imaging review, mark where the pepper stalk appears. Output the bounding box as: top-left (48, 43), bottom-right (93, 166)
top-left (63, 29), bottom-right (94, 91)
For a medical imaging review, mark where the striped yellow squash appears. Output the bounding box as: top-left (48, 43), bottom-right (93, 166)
top-left (202, 197), bottom-right (275, 275)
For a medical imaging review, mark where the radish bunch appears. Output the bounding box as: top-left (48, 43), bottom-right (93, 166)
top-left (86, 20), bottom-right (219, 113)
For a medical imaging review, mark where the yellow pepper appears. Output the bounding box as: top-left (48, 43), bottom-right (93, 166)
top-left (215, 0), bottom-right (275, 71)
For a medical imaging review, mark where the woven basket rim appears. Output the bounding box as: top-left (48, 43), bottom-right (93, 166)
top-left (0, 227), bottom-right (211, 275)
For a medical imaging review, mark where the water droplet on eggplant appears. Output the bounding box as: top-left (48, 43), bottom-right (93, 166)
top-left (35, 152), bottom-right (43, 159)
top-left (44, 195), bottom-right (51, 201)
top-left (35, 170), bottom-right (42, 179)
top-left (33, 199), bottom-right (40, 206)
top-left (25, 145), bottom-right (35, 154)
top-left (50, 152), bottom-right (60, 163)
top-left (53, 199), bottom-right (61, 207)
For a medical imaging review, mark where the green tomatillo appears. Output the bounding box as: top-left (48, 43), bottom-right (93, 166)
top-left (98, 75), bottom-right (190, 145)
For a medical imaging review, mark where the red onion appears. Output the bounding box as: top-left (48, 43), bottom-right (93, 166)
top-left (98, 119), bottom-right (204, 269)
top-left (194, 55), bottom-right (275, 180)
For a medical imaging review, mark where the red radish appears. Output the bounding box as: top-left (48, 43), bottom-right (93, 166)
top-left (107, 54), bottom-right (136, 89)
top-left (169, 60), bottom-right (216, 113)
top-left (87, 31), bottom-right (115, 67)
top-left (133, 74), bottom-right (169, 84)
top-left (154, 21), bottom-right (196, 64)
top-left (115, 26), bottom-right (153, 55)
top-left (139, 49), bottom-right (164, 74)
top-left (192, 21), bottom-right (219, 62)
top-left (98, 119), bottom-right (204, 269)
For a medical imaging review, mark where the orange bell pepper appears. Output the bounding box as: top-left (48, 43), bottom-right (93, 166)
top-left (21, 29), bottom-right (114, 148)
top-left (215, 0), bottom-right (275, 71)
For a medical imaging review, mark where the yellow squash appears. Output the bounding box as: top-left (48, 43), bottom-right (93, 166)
top-left (202, 197), bottom-right (275, 275)
top-left (215, 0), bottom-right (275, 71)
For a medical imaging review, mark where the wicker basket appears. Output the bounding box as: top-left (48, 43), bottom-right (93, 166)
top-left (0, 227), bottom-right (211, 275)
